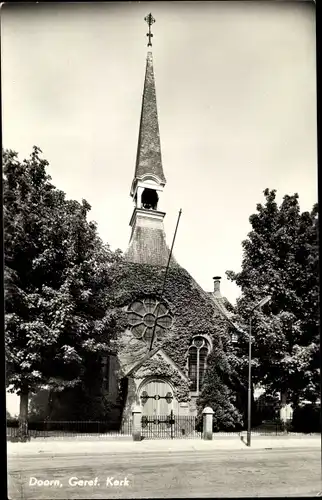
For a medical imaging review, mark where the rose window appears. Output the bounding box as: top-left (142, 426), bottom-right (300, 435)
top-left (127, 298), bottom-right (173, 343)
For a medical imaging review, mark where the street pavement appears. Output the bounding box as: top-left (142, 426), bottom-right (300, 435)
top-left (7, 436), bottom-right (321, 498)
top-left (7, 447), bottom-right (321, 498)
top-left (6, 434), bottom-right (321, 457)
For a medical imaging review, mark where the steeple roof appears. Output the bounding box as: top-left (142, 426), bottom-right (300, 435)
top-left (133, 51), bottom-right (166, 185)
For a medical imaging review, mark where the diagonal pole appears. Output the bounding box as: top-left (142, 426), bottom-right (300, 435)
top-left (148, 209), bottom-right (182, 352)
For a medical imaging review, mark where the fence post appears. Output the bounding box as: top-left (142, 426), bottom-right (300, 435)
top-left (132, 405), bottom-right (142, 441)
top-left (202, 406), bottom-right (214, 440)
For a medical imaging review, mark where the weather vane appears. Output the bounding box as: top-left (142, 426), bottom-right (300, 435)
top-left (144, 13), bottom-right (155, 47)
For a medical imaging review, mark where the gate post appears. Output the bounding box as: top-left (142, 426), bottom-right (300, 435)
top-left (132, 405), bottom-right (142, 441)
top-left (202, 406), bottom-right (214, 440)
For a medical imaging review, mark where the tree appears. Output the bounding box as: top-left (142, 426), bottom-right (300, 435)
top-left (196, 344), bottom-right (244, 431)
top-left (4, 147), bottom-right (126, 440)
top-left (226, 188), bottom-right (319, 408)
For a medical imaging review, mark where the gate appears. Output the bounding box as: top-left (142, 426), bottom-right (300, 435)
top-left (141, 410), bottom-right (202, 439)
top-left (138, 378), bottom-right (201, 439)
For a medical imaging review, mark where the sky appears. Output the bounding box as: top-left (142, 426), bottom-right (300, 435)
top-left (1, 1), bottom-right (317, 307)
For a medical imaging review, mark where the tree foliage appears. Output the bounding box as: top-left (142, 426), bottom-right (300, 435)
top-left (196, 345), bottom-right (244, 431)
top-left (226, 188), bottom-right (319, 406)
top-left (4, 147), bottom-right (125, 436)
top-left (196, 325), bottom-right (245, 430)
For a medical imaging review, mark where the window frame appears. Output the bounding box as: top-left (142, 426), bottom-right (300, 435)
top-left (127, 297), bottom-right (173, 343)
top-left (187, 336), bottom-right (211, 394)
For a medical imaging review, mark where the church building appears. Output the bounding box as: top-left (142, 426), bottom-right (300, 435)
top-left (106, 21), bottom-right (239, 422)
top-left (6, 15), bottom-right (240, 426)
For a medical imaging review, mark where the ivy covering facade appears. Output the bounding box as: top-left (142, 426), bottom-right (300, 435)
top-left (111, 261), bottom-right (230, 358)
top-left (135, 353), bottom-right (191, 402)
top-left (109, 260), bottom-right (239, 418)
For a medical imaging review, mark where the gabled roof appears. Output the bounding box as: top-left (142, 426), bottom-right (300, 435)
top-left (134, 348), bottom-right (189, 382)
top-left (208, 291), bottom-right (242, 333)
top-left (209, 292), bottom-right (233, 320)
top-left (133, 51), bottom-right (166, 186)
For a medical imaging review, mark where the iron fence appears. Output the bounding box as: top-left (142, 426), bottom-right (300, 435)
top-left (141, 413), bottom-right (202, 439)
top-left (7, 417), bottom-right (318, 441)
top-left (6, 420), bottom-right (133, 440)
top-left (213, 421), bottom-right (293, 436)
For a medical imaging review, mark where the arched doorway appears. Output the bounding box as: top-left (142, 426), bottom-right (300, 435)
top-left (139, 378), bottom-right (178, 416)
top-left (138, 378), bottom-right (201, 439)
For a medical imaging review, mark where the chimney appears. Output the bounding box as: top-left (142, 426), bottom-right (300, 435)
top-left (213, 276), bottom-right (221, 297)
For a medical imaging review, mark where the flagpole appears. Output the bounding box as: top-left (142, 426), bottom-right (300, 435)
top-left (148, 209), bottom-right (182, 351)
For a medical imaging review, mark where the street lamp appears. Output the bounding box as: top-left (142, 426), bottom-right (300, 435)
top-left (247, 295), bottom-right (271, 447)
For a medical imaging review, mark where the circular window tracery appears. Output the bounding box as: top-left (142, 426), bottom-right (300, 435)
top-left (191, 336), bottom-right (211, 351)
top-left (127, 298), bottom-right (173, 343)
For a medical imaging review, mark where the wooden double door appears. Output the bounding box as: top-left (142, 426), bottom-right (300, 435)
top-left (139, 379), bottom-right (200, 439)
top-left (139, 378), bottom-right (178, 416)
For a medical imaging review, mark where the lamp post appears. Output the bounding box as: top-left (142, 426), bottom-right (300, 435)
top-left (247, 295), bottom-right (271, 447)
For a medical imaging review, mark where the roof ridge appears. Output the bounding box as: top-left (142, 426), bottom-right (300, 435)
top-left (211, 293), bottom-right (234, 319)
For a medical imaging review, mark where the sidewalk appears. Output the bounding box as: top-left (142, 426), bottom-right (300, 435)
top-left (7, 435), bottom-right (321, 457)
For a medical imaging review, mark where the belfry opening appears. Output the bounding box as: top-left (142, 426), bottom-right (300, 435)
top-left (141, 188), bottom-right (158, 210)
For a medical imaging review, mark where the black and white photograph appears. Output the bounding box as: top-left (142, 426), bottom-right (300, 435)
top-left (3, 1), bottom-right (319, 498)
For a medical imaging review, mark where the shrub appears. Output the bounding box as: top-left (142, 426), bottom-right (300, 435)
top-left (291, 404), bottom-right (321, 433)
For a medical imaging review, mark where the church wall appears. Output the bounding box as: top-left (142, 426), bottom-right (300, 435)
top-left (112, 262), bottom-right (229, 358)
top-left (110, 261), bottom-right (232, 419)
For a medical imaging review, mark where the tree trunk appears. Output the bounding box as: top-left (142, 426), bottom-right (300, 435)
top-left (279, 390), bottom-right (289, 432)
top-left (45, 390), bottom-right (54, 432)
top-left (18, 388), bottom-right (29, 442)
top-left (47, 390), bottom-right (56, 419)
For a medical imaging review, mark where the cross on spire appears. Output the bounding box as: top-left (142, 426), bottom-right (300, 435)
top-left (144, 13), bottom-right (155, 47)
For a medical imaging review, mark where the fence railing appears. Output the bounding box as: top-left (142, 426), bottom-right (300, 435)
top-left (6, 420), bottom-right (133, 440)
top-left (7, 418), bottom-right (319, 441)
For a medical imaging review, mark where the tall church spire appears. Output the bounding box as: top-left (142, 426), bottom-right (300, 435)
top-left (132, 50), bottom-right (166, 194)
top-left (125, 15), bottom-right (175, 267)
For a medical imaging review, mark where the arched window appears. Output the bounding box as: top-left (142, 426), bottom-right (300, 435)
top-left (188, 336), bottom-right (211, 393)
top-left (127, 297), bottom-right (172, 343)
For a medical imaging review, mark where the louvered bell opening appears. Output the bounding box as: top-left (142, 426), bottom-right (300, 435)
top-left (141, 188), bottom-right (158, 210)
